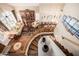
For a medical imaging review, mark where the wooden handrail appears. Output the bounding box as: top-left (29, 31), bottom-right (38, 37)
top-left (54, 39), bottom-right (73, 56)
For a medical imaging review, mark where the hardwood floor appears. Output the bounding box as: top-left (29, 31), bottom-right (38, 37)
top-left (8, 35), bottom-right (31, 55)
top-left (0, 43), bottom-right (5, 53)
top-left (7, 25), bottom-right (55, 56)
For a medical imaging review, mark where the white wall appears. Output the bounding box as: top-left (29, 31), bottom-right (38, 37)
top-left (39, 3), bottom-right (64, 13)
top-left (39, 3), bottom-right (64, 23)
top-left (14, 6), bottom-right (39, 13)
top-left (0, 3), bottom-right (14, 11)
top-left (54, 3), bottom-right (79, 55)
top-left (63, 3), bottom-right (79, 20)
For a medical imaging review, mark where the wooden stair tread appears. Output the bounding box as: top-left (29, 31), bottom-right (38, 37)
top-left (32, 41), bottom-right (38, 47)
top-left (28, 49), bottom-right (38, 56)
top-left (29, 46), bottom-right (38, 51)
top-left (29, 44), bottom-right (37, 50)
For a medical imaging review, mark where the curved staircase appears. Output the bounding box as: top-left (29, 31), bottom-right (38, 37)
top-left (28, 37), bottom-right (38, 56)
top-left (27, 34), bottom-right (53, 56)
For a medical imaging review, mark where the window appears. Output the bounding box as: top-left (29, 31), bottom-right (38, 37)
top-left (69, 18), bottom-right (77, 26)
top-left (62, 15), bottom-right (67, 21)
top-left (0, 31), bottom-right (6, 42)
top-left (65, 16), bottom-right (71, 23)
top-left (0, 13), bottom-right (11, 30)
top-left (62, 15), bottom-right (79, 39)
top-left (0, 11), bottom-right (17, 30)
top-left (73, 22), bottom-right (79, 31)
